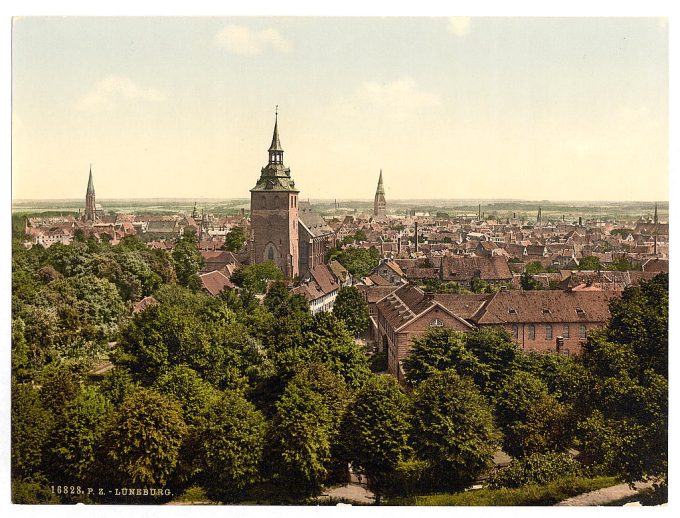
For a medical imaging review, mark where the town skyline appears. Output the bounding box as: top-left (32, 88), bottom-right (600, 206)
top-left (12, 17), bottom-right (668, 202)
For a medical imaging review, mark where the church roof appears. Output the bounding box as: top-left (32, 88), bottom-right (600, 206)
top-left (375, 169), bottom-right (385, 195)
top-left (87, 167), bottom-right (95, 194)
top-left (299, 203), bottom-right (334, 237)
top-left (268, 115), bottom-right (283, 152)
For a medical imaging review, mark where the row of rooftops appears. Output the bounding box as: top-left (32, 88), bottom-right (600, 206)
top-left (375, 283), bottom-right (620, 333)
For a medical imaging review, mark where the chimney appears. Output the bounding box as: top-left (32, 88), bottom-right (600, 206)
top-left (578, 216), bottom-right (582, 226)
top-left (397, 236), bottom-right (402, 254)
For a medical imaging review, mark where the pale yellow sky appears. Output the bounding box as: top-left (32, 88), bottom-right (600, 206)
top-left (11, 16), bottom-right (668, 201)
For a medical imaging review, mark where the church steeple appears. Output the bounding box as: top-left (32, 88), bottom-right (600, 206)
top-left (84, 164), bottom-right (96, 222)
top-left (268, 106), bottom-right (284, 165)
top-left (87, 164), bottom-right (95, 195)
top-left (374, 169), bottom-right (387, 218)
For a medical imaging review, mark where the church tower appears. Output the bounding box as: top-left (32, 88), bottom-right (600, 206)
top-left (374, 169), bottom-right (386, 218)
top-left (84, 165), bottom-right (96, 222)
top-left (250, 110), bottom-right (300, 278)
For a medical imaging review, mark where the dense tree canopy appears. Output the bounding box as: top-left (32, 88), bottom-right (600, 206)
top-left (332, 286), bottom-right (370, 336)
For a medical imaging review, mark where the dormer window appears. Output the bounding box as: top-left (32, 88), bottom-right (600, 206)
top-left (508, 308), bottom-right (517, 315)
top-left (576, 307), bottom-right (585, 316)
top-left (542, 308), bottom-right (552, 315)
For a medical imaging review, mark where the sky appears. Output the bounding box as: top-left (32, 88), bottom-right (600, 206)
top-left (11, 16), bottom-right (669, 201)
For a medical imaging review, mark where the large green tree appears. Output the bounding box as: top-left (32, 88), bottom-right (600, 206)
top-left (99, 387), bottom-right (187, 489)
top-left (222, 226), bottom-right (247, 253)
top-left (341, 375), bottom-right (412, 500)
top-left (410, 369), bottom-right (500, 492)
top-left (172, 232), bottom-right (204, 290)
top-left (194, 391), bottom-right (267, 502)
top-left (332, 286), bottom-right (370, 337)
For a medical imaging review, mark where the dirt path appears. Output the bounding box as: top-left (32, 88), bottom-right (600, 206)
top-left (320, 483), bottom-right (375, 505)
top-left (555, 481), bottom-right (654, 506)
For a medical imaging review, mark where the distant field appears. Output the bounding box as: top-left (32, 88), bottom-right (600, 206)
top-left (12, 198), bottom-right (666, 222)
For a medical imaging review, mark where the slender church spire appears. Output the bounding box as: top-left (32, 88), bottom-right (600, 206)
top-left (87, 164), bottom-right (95, 194)
top-left (374, 169), bottom-right (387, 218)
top-left (268, 105), bottom-right (284, 165)
top-left (84, 164), bottom-right (96, 222)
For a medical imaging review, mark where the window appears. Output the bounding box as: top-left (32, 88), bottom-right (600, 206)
top-left (528, 324), bottom-right (535, 340)
top-left (563, 324), bottom-right (570, 339)
top-left (579, 324), bottom-right (587, 339)
top-left (430, 319), bottom-right (444, 327)
top-left (576, 307), bottom-right (585, 316)
top-left (508, 308), bottom-right (517, 315)
top-left (512, 324), bottom-right (519, 340)
top-left (545, 325), bottom-right (553, 340)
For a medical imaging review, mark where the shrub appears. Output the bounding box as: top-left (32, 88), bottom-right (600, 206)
top-left (487, 452), bottom-right (583, 489)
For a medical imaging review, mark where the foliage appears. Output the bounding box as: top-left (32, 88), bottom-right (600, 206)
top-left (12, 476), bottom-right (61, 504)
top-left (194, 391), bottom-right (267, 502)
top-left (369, 351), bottom-right (388, 372)
top-left (393, 476), bottom-right (618, 506)
top-left (100, 387), bottom-right (187, 488)
top-left (332, 286), bottom-right (370, 336)
top-left (578, 255), bottom-right (602, 271)
top-left (494, 370), bottom-right (571, 458)
top-left (268, 370), bottom-right (338, 495)
top-left (463, 328), bottom-right (522, 395)
top-left (410, 370), bottom-right (501, 492)
top-left (231, 261), bottom-right (284, 293)
top-left (487, 452), bottom-right (583, 489)
top-left (520, 271), bottom-right (542, 290)
top-left (341, 375), bottom-right (412, 499)
top-left (46, 385), bottom-right (113, 484)
top-left (11, 380), bottom-right (55, 479)
top-left (328, 246), bottom-right (380, 278)
top-left (172, 232), bottom-right (204, 290)
top-left (222, 225), bottom-right (247, 252)
top-left (154, 365), bottom-right (221, 426)
top-left (403, 328), bottom-right (482, 387)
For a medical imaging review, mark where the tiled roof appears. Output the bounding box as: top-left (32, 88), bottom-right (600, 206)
top-left (309, 263), bottom-right (340, 294)
top-left (470, 290), bottom-right (618, 325)
top-left (133, 295), bottom-right (158, 314)
top-left (298, 203), bottom-right (334, 238)
top-left (200, 271), bottom-right (235, 296)
top-left (441, 255), bottom-right (512, 282)
top-left (356, 285), bottom-right (399, 303)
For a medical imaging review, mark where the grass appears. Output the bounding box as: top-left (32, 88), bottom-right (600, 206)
top-left (387, 476), bottom-right (619, 506)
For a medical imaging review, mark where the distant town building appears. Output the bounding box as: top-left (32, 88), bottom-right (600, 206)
top-left (82, 165), bottom-right (104, 222)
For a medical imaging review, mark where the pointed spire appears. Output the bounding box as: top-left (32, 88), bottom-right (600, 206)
top-left (376, 169), bottom-right (385, 195)
top-left (87, 164), bottom-right (95, 194)
top-left (268, 105), bottom-right (283, 152)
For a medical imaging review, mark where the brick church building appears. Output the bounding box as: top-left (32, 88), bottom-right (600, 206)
top-left (250, 112), bottom-right (335, 278)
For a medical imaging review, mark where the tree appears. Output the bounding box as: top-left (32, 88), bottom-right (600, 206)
top-left (520, 271), bottom-right (542, 290)
top-left (172, 232), bottom-right (204, 290)
top-left (231, 261), bottom-right (284, 293)
top-left (578, 255), bottom-right (602, 271)
top-left (222, 226), bottom-right (247, 252)
top-left (341, 375), bottom-right (412, 500)
top-left (47, 385), bottom-right (112, 485)
top-left (463, 328), bottom-right (522, 395)
top-left (332, 286), bottom-right (370, 336)
top-left (525, 261), bottom-right (545, 275)
top-left (410, 370), bottom-right (500, 492)
top-left (403, 328), bottom-right (482, 387)
top-left (99, 387), bottom-right (187, 489)
top-left (301, 312), bottom-right (371, 389)
top-left (194, 391), bottom-right (267, 502)
top-left (11, 380), bottom-right (55, 480)
top-left (495, 370), bottom-right (570, 458)
top-left (330, 247), bottom-right (380, 278)
top-left (606, 273), bottom-right (668, 377)
top-left (268, 373), bottom-right (336, 496)
top-left (154, 365), bottom-right (221, 426)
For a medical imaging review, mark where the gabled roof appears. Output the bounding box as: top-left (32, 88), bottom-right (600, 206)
top-left (200, 271), bottom-right (235, 296)
top-left (470, 290), bottom-right (618, 325)
top-left (441, 255), bottom-right (512, 282)
top-left (299, 203), bottom-right (334, 237)
top-left (308, 263), bottom-right (340, 294)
